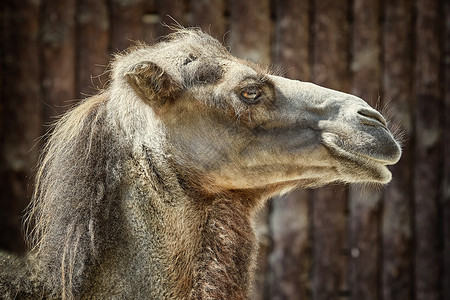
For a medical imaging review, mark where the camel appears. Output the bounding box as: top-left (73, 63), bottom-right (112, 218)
top-left (0, 29), bottom-right (401, 299)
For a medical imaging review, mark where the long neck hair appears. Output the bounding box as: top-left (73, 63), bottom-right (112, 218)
top-left (24, 92), bottom-right (122, 299)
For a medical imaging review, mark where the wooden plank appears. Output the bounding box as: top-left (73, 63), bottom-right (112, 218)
top-left (268, 190), bottom-right (311, 299)
top-left (41, 0), bottom-right (77, 121)
top-left (382, 165), bottom-right (413, 300)
top-left (414, 0), bottom-right (442, 299)
top-left (348, 0), bottom-right (381, 299)
top-left (351, 0), bottom-right (381, 100)
top-left (266, 1), bottom-right (311, 299)
top-left (312, 0), bottom-right (350, 92)
top-left (110, 0), bottom-right (144, 51)
top-left (311, 0), bottom-right (350, 298)
top-left (311, 186), bottom-right (348, 298)
top-left (228, 0), bottom-right (271, 64)
top-left (444, 1), bottom-right (450, 298)
top-left (273, 0), bottom-right (310, 81)
top-left (76, 0), bottom-right (110, 98)
top-left (348, 187), bottom-right (381, 300)
top-left (191, 0), bottom-right (226, 40)
top-left (0, 0), bottom-right (42, 253)
top-left (381, 0), bottom-right (414, 299)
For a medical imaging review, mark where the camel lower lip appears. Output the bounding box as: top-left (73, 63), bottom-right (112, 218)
top-left (342, 149), bottom-right (394, 165)
top-left (321, 132), bottom-right (399, 165)
top-left (321, 134), bottom-right (393, 183)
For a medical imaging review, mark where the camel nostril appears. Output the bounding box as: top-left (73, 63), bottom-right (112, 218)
top-left (357, 108), bottom-right (387, 127)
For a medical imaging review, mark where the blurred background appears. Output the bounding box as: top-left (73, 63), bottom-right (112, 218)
top-left (0, 0), bottom-right (448, 299)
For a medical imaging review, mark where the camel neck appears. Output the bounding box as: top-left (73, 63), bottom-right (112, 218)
top-left (190, 198), bottom-right (257, 300)
top-left (122, 146), bottom-right (259, 299)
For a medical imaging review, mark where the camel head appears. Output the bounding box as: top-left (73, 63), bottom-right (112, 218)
top-left (114, 29), bottom-right (401, 197)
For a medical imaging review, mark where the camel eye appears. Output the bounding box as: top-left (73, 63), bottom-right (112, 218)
top-left (240, 87), bottom-right (261, 104)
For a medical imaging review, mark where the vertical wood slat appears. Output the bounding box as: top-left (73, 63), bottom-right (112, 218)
top-left (110, 0), bottom-right (144, 51)
top-left (348, 0), bottom-right (381, 299)
top-left (443, 1), bottom-right (450, 298)
top-left (41, 0), bottom-right (77, 121)
top-left (414, 0), bottom-right (442, 299)
top-left (268, 191), bottom-right (311, 299)
top-left (381, 0), bottom-right (414, 299)
top-left (191, 0), bottom-right (226, 40)
top-left (273, 0), bottom-right (311, 81)
top-left (348, 187), bottom-right (381, 300)
top-left (0, 0), bottom-right (42, 253)
top-left (311, 187), bottom-right (348, 298)
top-left (267, 1), bottom-right (312, 299)
top-left (228, 0), bottom-right (271, 64)
top-left (351, 0), bottom-right (381, 100)
top-left (312, 0), bottom-right (351, 92)
top-left (311, 0), bottom-right (350, 298)
top-left (76, 0), bottom-right (110, 98)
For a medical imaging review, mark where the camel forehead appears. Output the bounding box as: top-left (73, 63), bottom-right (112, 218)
top-left (153, 30), bottom-right (231, 61)
top-left (114, 29), bottom-right (269, 89)
top-left (157, 34), bottom-right (267, 77)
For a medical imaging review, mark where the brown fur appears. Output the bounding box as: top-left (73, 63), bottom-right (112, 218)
top-left (0, 29), bottom-right (401, 299)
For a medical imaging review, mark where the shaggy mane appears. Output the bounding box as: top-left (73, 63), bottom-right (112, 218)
top-left (24, 92), bottom-right (120, 298)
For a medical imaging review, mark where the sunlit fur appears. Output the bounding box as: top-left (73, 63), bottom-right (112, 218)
top-left (0, 29), bottom-right (401, 299)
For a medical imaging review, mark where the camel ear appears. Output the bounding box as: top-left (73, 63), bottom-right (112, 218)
top-left (125, 61), bottom-right (182, 110)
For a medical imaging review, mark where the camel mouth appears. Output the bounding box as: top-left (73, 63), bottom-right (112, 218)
top-left (321, 132), bottom-right (401, 183)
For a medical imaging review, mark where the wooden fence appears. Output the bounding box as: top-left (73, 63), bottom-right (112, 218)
top-left (1, 0), bottom-right (449, 299)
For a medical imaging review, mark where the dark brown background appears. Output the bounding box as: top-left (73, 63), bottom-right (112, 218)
top-left (1, 0), bottom-right (448, 299)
